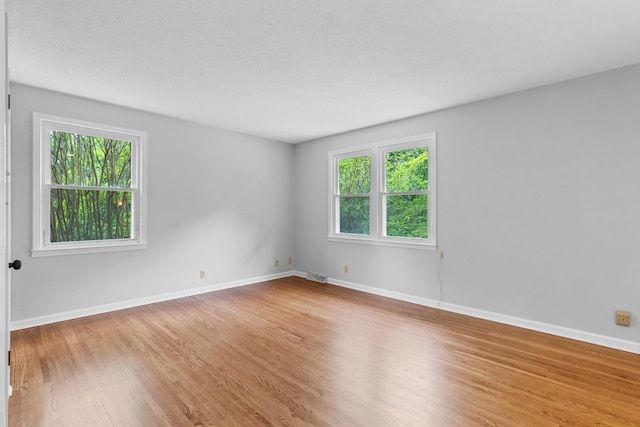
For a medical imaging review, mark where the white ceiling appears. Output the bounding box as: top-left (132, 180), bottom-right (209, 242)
top-left (7, 1), bottom-right (640, 143)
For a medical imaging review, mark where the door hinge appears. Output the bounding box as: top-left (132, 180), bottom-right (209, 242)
top-left (7, 93), bottom-right (9, 110)
top-left (7, 350), bottom-right (10, 366)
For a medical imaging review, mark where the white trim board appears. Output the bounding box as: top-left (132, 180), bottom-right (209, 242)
top-left (289, 272), bottom-right (640, 355)
top-left (11, 271), bottom-right (294, 331)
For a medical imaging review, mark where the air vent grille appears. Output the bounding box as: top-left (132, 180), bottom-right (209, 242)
top-left (306, 272), bottom-right (328, 283)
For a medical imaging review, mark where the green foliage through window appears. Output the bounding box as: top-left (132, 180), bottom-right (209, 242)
top-left (385, 147), bottom-right (428, 238)
top-left (338, 156), bottom-right (371, 234)
top-left (386, 194), bottom-right (427, 238)
top-left (385, 147), bottom-right (428, 192)
top-left (50, 131), bottom-right (133, 242)
top-left (50, 189), bottom-right (131, 242)
top-left (339, 196), bottom-right (370, 234)
top-left (339, 155), bottom-right (370, 195)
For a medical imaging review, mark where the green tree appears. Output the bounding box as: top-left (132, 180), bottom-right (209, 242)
top-left (50, 131), bottom-right (132, 242)
top-left (337, 147), bottom-right (429, 238)
top-left (338, 155), bottom-right (370, 234)
top-left (385, 147), bottom-right (428, 238)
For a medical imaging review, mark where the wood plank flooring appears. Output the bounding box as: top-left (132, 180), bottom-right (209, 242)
top-left (9, 276), bottom-right (640, 426)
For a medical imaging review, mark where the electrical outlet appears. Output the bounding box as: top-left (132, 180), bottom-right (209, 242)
top-left (274, 259), bottom-right (279, 267)
top-left (199, 270), bottom-right (205, 279)
top-left (438, 250), bottom-right (444, 259)
top-left (616, 311), bottom-right (631, 327)
top-left (288, 257), bottom-right (293, 265)
top-left (344, 265), bottom-right (349, 273)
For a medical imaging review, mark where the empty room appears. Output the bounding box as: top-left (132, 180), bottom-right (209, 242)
top-left (1, 1), bottom-right (640, 426)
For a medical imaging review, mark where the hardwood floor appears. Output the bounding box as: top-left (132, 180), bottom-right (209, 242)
top-left (9, 276), bottom-right (640, 426)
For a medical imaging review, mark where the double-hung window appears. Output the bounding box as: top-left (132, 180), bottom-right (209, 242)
top-left (32, 113), bottom-right (147, 256)
top-left (329, 133), bottom-right (436, 250)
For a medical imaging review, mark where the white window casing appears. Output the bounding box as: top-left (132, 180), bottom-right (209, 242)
top-left (328, 132), bottom-right (436, 250)
top-left (32, 113), bottom-right (148, 257)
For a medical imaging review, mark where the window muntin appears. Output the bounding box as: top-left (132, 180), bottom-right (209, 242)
top-left (33, 113), bottom-right (147, 256)
top-left (329, 133), bottom-right (436, 250)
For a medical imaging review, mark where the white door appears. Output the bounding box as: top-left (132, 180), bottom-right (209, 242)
top-left (3, 77), bottom-right (13, 417)
top-left (1, 3), bottom-right (9, 426)
top-left (3, 10), bottom-right (12, 401)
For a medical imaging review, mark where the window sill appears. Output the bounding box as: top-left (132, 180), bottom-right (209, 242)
top-left (328, 235), bottom-right (436, 251)
top-left (31, 241), bottom-right (148, 257)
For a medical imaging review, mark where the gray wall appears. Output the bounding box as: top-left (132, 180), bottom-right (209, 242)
top-left (11, 63), bottom-right (640, 349)
top-left (294, 63), bottom-right (640, 344)
top-left (11, 84), bottom-right (295, 322)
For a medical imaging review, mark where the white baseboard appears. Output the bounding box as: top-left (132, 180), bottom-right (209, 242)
top-left (316, 274), bottom-right (640, 355)
top-left (10, 271), bottom-right (294, 331)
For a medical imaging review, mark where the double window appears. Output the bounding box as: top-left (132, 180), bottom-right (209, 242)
top-left (32, 113), bottom-right (147, 256)
top-left (329, 133), bottom-right (436, 249)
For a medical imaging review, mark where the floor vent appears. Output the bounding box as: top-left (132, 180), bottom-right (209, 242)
top-left (306, 272), bottom-right (328, 283)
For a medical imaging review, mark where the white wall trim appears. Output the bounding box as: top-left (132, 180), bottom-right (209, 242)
top-left (290, 272), bottom-right (640, 355)
top-left (11, 271), bottom-right (294, 331)
top-left (436, 301), bottom-right (640, 355)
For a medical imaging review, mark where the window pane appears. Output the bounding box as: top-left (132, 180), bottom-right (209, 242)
top-left (339, 196), bottom-right (370, 235)
top-left (339, 155), bottom-right (370, 195)
top-left (385, 147), bottom-right (428, 192)
top-left (386, 194), bottom-right (427, 238)
top-left (50, 131), bottom-right (132, 188)
top-left (50, 189), bottom-right (132, 242)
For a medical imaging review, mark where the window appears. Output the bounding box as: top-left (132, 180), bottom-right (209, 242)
top-left (329, 133), bottom-right (436, 249)
top-left (32, 113), bottom-right (147, 256)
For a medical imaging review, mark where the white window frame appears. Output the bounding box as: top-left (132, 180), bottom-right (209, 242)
top-left (32, 113), bottom-right (148, 257)
top-left (328, 133), bottom-right (436, 250)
